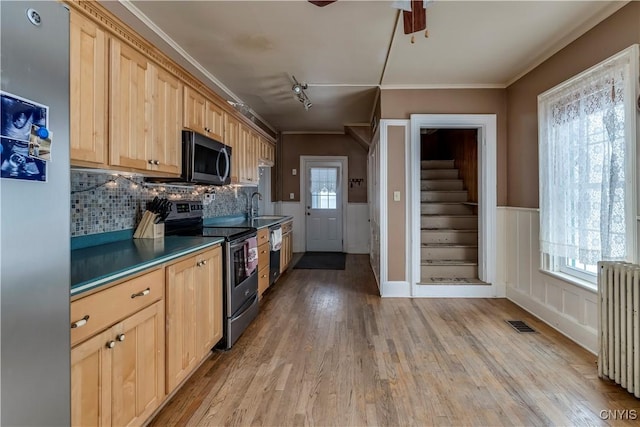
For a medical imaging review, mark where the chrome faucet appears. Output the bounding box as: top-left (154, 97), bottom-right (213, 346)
top-left (249, 191), bottom-right (262, 219)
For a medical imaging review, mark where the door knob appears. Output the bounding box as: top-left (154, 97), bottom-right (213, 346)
top-left (307, 213), bottom-right (310, 215)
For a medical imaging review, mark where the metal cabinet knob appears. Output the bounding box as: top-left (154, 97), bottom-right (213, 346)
top-left (148, 159), bottom-right (154, 164)
top-left (154, 160), bottom-right (160, 165)
top-left (116, 334), bottom-right (125, 342)
top-left (106, 340), bottom-right (116, 349)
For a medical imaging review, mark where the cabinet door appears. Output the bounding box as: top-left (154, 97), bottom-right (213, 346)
top-left (71, 330), bottom-right (112, 427)
top-left (152, 66), bottom-right (182, 175)
top-left (111, 301), bottom-right (165, 427)
top-left (183, 86), bottom-right (207, 135)
top-left (248, 132), bottom-right (260, 183)
top-left (70, 11), bottom-right (108, 166)
top-left (239, 124), bottom-right (251, 184)
top-left (205, 101), bottom-right (225, 143)
top-left (224, 113), bottom-right (240, 184)
top-left (109, 38), bottom-right (153, 170)
top-left (195, 247), bottom-right (223, 359)
top-left (165, 256), bottom-right (198, 393)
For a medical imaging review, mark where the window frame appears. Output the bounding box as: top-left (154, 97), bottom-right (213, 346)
top-left (537, 44), bottom-right (639, 284)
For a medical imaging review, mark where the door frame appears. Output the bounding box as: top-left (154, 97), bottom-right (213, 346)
top-left (410, 114), bottom-right (498, 297)
top-left (300, 156), bottom-right (348, 252)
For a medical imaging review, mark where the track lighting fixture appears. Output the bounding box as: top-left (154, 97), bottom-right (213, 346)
top-left (291, 75), bottom-right (312, 111)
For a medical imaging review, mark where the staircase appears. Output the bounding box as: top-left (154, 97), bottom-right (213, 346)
top-left (420, 160), bottom-right (484, 285)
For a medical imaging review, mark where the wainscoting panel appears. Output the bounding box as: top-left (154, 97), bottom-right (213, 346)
top-left (498, 207), bottom-right (599, 354)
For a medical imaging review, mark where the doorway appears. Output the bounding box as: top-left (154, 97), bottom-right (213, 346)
top-left (410, 114), bottom-right (498, 298)
top-left (301, 157), bottom-right (348, 252)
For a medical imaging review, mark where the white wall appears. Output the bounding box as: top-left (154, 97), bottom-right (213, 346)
top-left (346, 203), bottom-right (369, 254)
top-left (496, 207), bottom-right (599, 354)
top-left (278, 201), bottom-right (369, 254)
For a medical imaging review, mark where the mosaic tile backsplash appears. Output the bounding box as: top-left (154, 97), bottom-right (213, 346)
top-left (71, 170), bottom-right (256, 237)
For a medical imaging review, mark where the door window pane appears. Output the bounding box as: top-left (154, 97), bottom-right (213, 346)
top-left (310, 167), bottom-right (337, 209)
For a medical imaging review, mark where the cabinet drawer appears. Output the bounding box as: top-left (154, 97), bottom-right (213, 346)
top-left (258, 265), bottom-right (269, 296)
top-left (258, 242), bottom-right (270, 270)
top-left (71, 269), bottom-right (164, 346)
top-left (281, 221), bottom-right (293, 235)
top-left (257, 228), bottom-right (269, 245)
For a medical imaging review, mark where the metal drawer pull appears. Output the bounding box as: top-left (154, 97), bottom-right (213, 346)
top-left (131, 288), bottom-right (150, 299)
top-left (116, 334), bottom-right (125, 342)
top-left (106, 340), bottom-right (116, 349)
top-left (71, 315), bottom-right (90, 329)
top-left (197, 260), bottom-right (208, 267)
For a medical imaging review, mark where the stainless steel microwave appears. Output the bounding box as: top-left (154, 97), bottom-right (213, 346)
top-left (181, 130), bottom-right (231, 185)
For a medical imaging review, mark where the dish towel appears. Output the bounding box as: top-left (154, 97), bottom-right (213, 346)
top-left (271, 227), bottom-right (282, 251)
top-left (245, 237), bottom-right (259, 276)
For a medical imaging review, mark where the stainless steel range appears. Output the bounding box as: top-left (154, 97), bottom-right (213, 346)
top-left (164, 201), bottom-right (259, 349)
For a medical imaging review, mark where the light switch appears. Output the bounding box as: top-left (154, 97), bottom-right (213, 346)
top-left (393, 191), bottom-right (401, 201)
top-left (292, 169), bottom-right (297, 176)
top-left (290, 193), bottom-right (295, 199)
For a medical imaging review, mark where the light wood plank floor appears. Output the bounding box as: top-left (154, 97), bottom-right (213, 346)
top-left (150, 255), bottom-right (640, 426)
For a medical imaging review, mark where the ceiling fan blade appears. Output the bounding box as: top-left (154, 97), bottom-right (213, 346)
top-left (403, 0), bottom-right (426, 34)
top-left (308, 1), bottom-right (337, 7)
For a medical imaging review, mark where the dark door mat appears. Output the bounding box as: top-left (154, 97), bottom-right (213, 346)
top-left (294, 252), bottom-right (346, 270)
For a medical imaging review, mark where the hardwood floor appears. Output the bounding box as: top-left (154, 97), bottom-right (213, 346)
top-left (150, 255), bottom-right (640, 426)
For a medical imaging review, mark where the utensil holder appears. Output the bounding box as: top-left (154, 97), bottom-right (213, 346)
top-left (133, 210), bottom-right (165, 239)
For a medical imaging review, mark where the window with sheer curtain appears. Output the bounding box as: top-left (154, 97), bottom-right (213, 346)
top-left (538, 45), bottom-right (638, 284)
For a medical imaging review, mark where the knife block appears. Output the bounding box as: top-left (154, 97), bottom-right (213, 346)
top-left (133, 210), bottom-right (165, 239)
top-left (140, 222), bottom-right (164, 239)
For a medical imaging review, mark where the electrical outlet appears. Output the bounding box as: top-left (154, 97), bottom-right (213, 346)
top-left (204, 193), bottom-right (215, 204)
top-left (292, 169), bottom-right (297, 176)
top-left (393, 191), bottom-right (401, 201)
top-left (290, 193), bottom-right (295, 199)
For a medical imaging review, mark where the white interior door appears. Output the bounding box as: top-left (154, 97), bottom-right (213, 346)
top-left (305, 161), bottom-right (343, 252)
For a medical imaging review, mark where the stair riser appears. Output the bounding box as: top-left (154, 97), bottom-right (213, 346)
top-left (421, 204), bottom-right (473, 215)
top-left (421, 169), bottom-right (459, 179)
top-left (421, 246), bottom-right (478, 261)
top-left (421, 160), bottom-right (455, 169)
top-left (421, 231), bottom-right (478, 244)
top-left (421, 264), bottom-right (478, 279)
top-left (421, 216), bottom-right (478, 229)
top-left (421, 192), bottom-right (468, 202)
top-left (421, 180), bottom-right (464, 191)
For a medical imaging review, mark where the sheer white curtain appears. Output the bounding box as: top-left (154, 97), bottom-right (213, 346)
top-left (538, 46), bottom-right (636, 265)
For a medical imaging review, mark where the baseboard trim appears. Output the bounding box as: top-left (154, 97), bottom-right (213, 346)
top-left (381, 281), bottom-right (411, 297)
top-left (412, 284), bottom-right (499, 298)
top-left (506, 286), bottom-right (597, 355)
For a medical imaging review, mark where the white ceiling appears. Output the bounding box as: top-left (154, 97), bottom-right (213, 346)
top-left (102, 0), bottom-right (626, 133)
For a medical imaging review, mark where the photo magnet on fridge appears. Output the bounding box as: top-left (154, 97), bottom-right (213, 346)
top-left (0, 91), bottom-right (49, 182)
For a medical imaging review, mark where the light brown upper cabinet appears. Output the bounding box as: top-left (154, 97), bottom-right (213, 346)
top-left (109, 38), bottom-right (153, 171)
top-left (183, 86), bottom-right (224, 143)
top-left (70, 10), bottom-right (108, 166)
top-left (109, 37), bottom-right (182, 174)
top-left (224, 112), bottom-right (241, 184)
top-left (258, 136), bottom-right (275, 167)
top-left (151, 67), bottom-right (182, 174)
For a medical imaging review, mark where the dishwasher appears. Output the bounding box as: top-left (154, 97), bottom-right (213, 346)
top-left (269, 224), bottom-right (282, 285)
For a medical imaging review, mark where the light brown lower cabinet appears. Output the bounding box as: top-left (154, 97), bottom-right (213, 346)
top-left (165, 246), bottom-right (223, 394)
top-left (71, 301), bottom-right (165, 427)
top-left (280, 221), bottom-right (294, 274)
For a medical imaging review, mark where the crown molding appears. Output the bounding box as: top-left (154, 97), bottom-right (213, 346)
top-left (505, 0), bottom-right (630, 87)
top-left (380, 83), bottom-right (507, 90)
top-left (116, 0), bottom-right (276, 134)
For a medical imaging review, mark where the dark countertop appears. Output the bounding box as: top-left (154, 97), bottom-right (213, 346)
top-left (203, 215), bottom-right (293, 229)
top-left (71, 235), bottom-right (224, 298)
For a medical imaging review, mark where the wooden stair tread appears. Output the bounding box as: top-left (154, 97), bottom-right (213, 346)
top-left (421, 243), bottom-right (478, 248)
top-left (418, 278), bottom-right (489, 285)
top-left (421, 260), bottom-right (478, 266)
top-left (421, 228), bottom-right (478, 232)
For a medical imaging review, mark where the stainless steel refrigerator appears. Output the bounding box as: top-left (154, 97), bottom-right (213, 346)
top-left (1, 2), bottom-right (70, 425)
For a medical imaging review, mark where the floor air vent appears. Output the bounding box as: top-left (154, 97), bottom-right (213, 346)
top-left (506, 320), bottom-right (536, 333)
